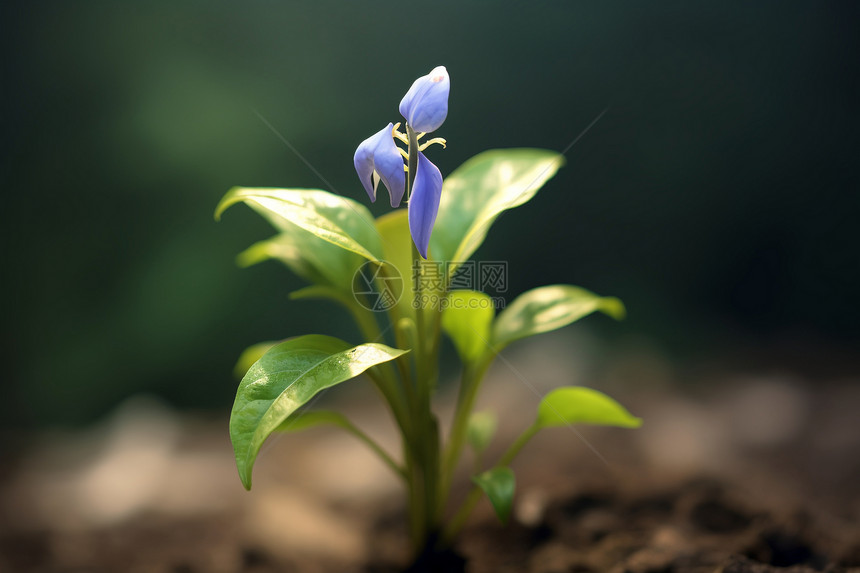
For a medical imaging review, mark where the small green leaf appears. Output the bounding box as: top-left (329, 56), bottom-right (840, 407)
top-left (441, 290), bottom-right (495, 363)
top-left (493, 285), bottom-right (625, 348)
top-left (430, 149), bottom-right (564, 269)
top-left (472, 467), bottom-right (516, 524)
top-left (536, 387), bottom-right (642, 429)
top-left (233, 340), bottom-right (279, 379)
top-left (230, 334), bottom-right (407, 490)
top-left (216, 187), bottom-right (383, 264)
top-left (467, 411), bottom-right (498, 453)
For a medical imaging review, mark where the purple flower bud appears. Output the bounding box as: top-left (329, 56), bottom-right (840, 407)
top-left (353, 123), bottom-right (406, 207)
top-left (408, 151), bottom-right (443, 258)
top-left (399, 66), bottom-right (450, 134)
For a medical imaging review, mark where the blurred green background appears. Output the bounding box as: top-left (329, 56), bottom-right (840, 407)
top-left (2, 1), bottom-right (857, 429)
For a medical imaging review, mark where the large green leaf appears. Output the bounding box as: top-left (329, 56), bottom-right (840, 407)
top-left (441, 290), bottom-right (495, 363)
top-left (430, 149), bottom-right (564, 266)
top-left (216, 188), bottom-right (383, 280)
top-left (229, 334), bottom-right (407, 489)
top-left (473, 467), bottom-right (516, 524)
top-left (492, 285), bottom-right (625, 348)
top-left (536, 387), bottom-right (642, 429)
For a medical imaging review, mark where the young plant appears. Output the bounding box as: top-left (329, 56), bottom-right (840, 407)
top-left (217, 66), bottom-right (641, 558)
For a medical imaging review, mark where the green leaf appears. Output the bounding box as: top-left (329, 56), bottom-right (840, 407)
top-left (237, 233), bottom-right (338, 287)
top-left (233, 340), bottom-right (279, 379)
top-left (216, 187), bottom-right (383, 268)
top-left (493, 285), bottom-right (625, 348)
top-left (472, 467), bottom-right (516, 524)
top-left (441, 290), bottom-right (495, 363)
top-left (430, 149), bottom-right (564, 267)
top-left (274, 409), bottom-right (353, 433)
top-left (467, 411), bottom-right (498, 453)
top-left (289, 284), bottom-right (352, 306)
top-left (229, 334), bottom-right (407, 490)
top-left (536, 387), bottom-right (642, 429)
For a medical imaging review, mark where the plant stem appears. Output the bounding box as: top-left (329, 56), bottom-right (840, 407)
top-left (401, 123), bottom-right (443, 555)
top-left (374, 262), bottom-right (415, 401)
top-left (337, 415), bottom-right (407, 480)
top-left (440, 424), bottom-right (540, 544)
top-left (338, 292), bottom-right (413, 440)
top-left (437, 356), bottom-right (492, 517)
top-left (365, 368), bottom-right (411, 444)
top-left (407, 240), bottom-right (441, 552)
top-left (496, 423), bottom-right (540, 467)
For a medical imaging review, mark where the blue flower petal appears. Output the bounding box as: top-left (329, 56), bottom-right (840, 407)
top-left (372, 125), bottom-right (406, 207)
top-left (353, 123), bottom-right (406, 207)
top-left (399, 66), bottom-right (450, 134)
top-left (353, 131), bottom-right (379, 202)
top-left (408, 151), bottom-right (443, 258)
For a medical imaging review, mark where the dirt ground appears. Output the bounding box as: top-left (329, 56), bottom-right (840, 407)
top-left (2, 334), bottom-right (859, 572)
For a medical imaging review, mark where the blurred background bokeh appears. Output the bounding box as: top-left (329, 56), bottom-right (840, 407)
top-left (3, 3), bottom-right (860, 571)
top-left (2, 0), bottom-right (857, 431)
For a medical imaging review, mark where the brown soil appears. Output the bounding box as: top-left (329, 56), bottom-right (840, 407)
top-left (2, 340), bottom-right (859, 572)
top-left (3, 476), bottom-right (858, 573)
